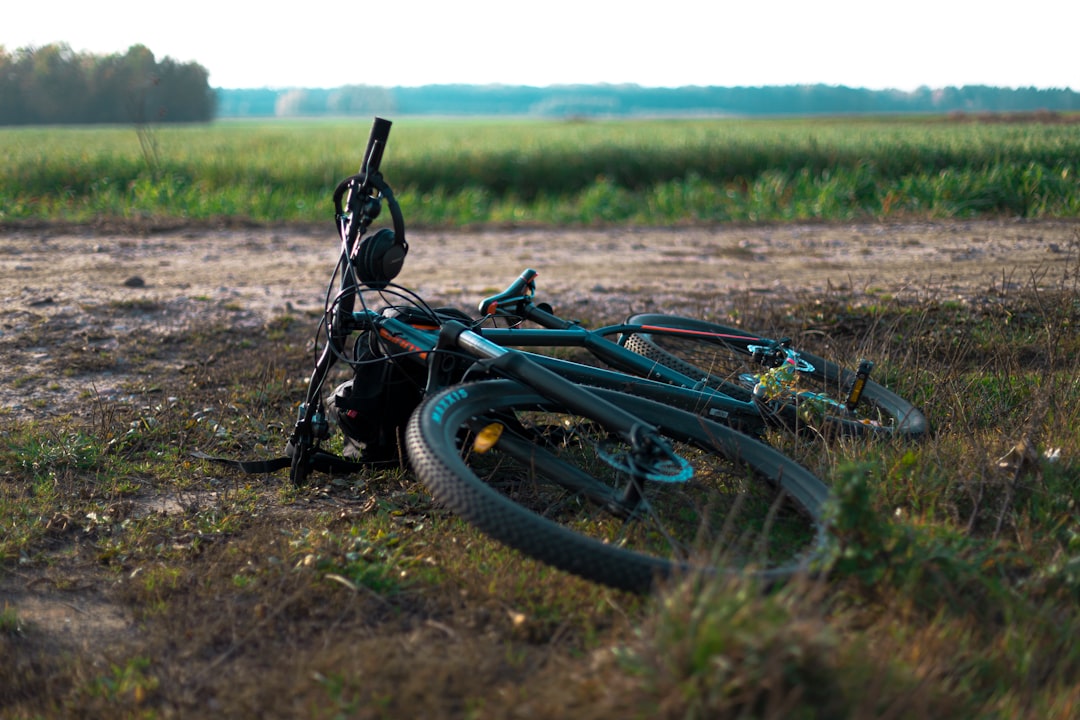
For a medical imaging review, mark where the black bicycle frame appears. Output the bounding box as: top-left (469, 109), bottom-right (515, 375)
top-left (359, 306), bottom-right (769, 434)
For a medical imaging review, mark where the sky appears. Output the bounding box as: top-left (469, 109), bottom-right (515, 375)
top-left (4, 0), bottom-right (1077, 91)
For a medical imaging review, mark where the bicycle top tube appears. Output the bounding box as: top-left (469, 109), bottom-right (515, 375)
top-left (632, 323), bottom-right (763, 343)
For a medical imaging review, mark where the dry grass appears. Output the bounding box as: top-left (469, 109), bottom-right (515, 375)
top-left (3, 255), bottom-right (1080, 718)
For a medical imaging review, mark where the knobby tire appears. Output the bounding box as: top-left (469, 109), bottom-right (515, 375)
top-left (406, 379), bottom-right (830, 594)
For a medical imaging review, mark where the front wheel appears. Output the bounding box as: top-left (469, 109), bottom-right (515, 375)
top-left (406, 379), bottom-right (830, 594)
top-left (621, 314), bottom-right (928, 439)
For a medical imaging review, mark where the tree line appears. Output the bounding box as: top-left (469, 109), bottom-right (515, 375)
top-left (2, 43), bottom-right (1077, 124)
top-left (0, 43), bottom-right (215, 125)
top-left (218, 83), bottom-right (1080, 119)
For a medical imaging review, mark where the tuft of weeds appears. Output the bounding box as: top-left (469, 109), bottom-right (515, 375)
top-left (631, 574), bottom-right (845, 717)
top-left (0, 603), bottom-right (23, 635)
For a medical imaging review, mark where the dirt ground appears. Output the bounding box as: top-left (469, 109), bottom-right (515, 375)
top-left (2, 218), bottom-right (1079, 706)
top-left (1, 218), bottom-right (1077, 420)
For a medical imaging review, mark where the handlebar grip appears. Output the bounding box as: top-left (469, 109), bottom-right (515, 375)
top-left (360, 117), bottom-right (392, 175)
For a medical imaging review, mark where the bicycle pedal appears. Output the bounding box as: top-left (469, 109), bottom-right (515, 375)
top-left (843, 359), bottom-right (875, 411)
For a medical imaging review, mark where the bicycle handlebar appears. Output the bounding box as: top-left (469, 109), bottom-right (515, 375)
top-left (479, 268), bottom-right (579, 330)
top-left (478, 268), bottom-right (538, 315)
top-left (333, 116), bottom-right (393, 219)
top-left (330, 117), bottom-right (407, 263)
top-left (361, 117), bottom-right (392, 176)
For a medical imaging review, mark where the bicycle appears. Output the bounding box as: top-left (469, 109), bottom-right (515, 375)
top-left (276, 117), bottom-right (832, 594)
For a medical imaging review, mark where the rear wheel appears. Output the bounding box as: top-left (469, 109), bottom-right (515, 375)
top-left (406, 379), bottom-right (829, 594)
top-left (621, 314), bottom-right (928, 439)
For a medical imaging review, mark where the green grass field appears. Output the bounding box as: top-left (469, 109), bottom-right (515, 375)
top-left (2, 116), bottom-right (1078, 226)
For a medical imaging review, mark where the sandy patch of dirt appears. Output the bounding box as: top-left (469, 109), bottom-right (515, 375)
top-left (0, 218), bottom-right (1077, 420)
